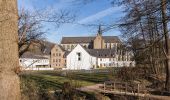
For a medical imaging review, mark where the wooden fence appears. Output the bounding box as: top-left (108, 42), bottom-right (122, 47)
top-left (103, 81), bottom-right (147, 96)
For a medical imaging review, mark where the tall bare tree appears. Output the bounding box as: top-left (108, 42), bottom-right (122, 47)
top-left (0, 0), bottom-right (21, 100)
top-left (161, 0), bottom-right (170, 91)
top-left (18, 9), bottom-right (75, 57)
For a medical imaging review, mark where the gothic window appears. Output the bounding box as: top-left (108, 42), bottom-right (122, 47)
top-left (71, 45), bottom-right (74, 49)
top-left (67, 45), bottom-right (70, 49)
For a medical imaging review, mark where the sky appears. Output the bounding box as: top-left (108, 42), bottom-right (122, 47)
top-left (17, 0), bottom-right (125, 43)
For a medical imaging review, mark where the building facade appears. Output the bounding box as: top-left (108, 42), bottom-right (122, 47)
top-left (60, 35), bottom-right (121, 51)
top-left (60, 26), bottom-right (121, 51)
top-left (66, 44), bottom-right (97, 70)
top-left (50, 44), bottom-right (67, 69)
top-left (19, 52), bottom-right (52, 70)
top-left (66, 44), bottom-right (135, 70)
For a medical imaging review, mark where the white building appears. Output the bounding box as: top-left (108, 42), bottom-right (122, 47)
top-left (19, 52), bottom-right (53, 70)
top-left (66, 44), bottom-right (135, 70)
top-left (66, 44), bottom-right (96, 70)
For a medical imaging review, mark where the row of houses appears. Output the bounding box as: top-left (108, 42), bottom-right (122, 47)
top-left (19, 28), bottom-right (135, 70)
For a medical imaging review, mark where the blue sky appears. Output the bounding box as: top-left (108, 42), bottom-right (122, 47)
top-left (17, 0), bottom-right (124, 43)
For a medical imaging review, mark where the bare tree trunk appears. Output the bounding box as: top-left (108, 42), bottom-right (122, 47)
top-left (161, 0), bottom-right (170, 92)
top-left (0, 0), bottom-right (21, 99)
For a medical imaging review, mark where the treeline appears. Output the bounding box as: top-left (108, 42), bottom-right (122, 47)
top-left (114, 0), bottom-right (170, 91)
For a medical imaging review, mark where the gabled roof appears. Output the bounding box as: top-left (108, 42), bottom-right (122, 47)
top-left (58, 45), bottom-right (65, 51)
top-left (61, 36), bottom-right (121, 44)
top-left (20, 52), bottom-right (48, 59)
top-left (51, 44), bottom-right (65, 52)
top-left (68, 44), bottom-right (115, 58)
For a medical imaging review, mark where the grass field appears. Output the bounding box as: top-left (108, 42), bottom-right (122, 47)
top-left (20, 70), bottom-right (115, 91)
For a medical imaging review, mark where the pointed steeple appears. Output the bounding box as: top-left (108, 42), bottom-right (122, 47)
top-left (97, 24), bottom-right (102, 35)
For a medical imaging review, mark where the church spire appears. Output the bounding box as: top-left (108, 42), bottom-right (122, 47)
top-left (97, 24), bottom-right (102, 35)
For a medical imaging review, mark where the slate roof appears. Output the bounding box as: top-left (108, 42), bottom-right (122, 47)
top-left (58, 45), bottom-right (65, 51)
top-left (20, 52), bottom-right (48, 59)
top-left (86, 49), bottom-right (116, 58)
top-left (63, 51), bottom-right (70, 58)
top-left (61, 36), bottom-right (121, 44)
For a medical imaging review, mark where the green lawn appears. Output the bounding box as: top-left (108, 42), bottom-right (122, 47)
top-left (20, 70), bottom-right (115, 91)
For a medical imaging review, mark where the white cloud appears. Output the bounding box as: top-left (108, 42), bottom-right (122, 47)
top-left (78, 7), bottom-right (122, 24)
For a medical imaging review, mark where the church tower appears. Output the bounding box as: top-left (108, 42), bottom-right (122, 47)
top-left (93, 25), bottom-right (105, 49)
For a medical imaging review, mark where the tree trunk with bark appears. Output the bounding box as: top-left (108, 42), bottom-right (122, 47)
top-left (0, 0), bottom-right (21, 100)
top-left (161, 0), bottom-right (170, 92)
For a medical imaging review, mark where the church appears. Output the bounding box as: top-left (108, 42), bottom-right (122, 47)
top-left (60, 26), bottom-right (121, 51)
top-left (50, 26), bottom-right (135, 69)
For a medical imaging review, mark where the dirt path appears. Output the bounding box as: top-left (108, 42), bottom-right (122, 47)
top-left (77, 84), bottom-right (170, 100)
top-left (77, 84), bottom-right (103, 92)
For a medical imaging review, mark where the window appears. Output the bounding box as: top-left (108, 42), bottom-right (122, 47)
top-left (59, 53), bottom-right (61, 56)
top-left (71, 45), bottom-right (74, 49)
top-left (56, 59), bottom-right (58, 62)
top-left (100, 58), bottom-right (102, 61)
top-left (59, 59), bottom-right (61, 62)
top-left (105, 43), bottom-right (107, 48)
top-left (67, 45), bottom-right (70, 49)
top-left (77, 52), bottom-right (81, 61)
top-left (100, 64), bottom-right (102, 67)
top-left (53, 53), bottom-right (55, 56)
top-left (56, 49), bottom-right (58, 51)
